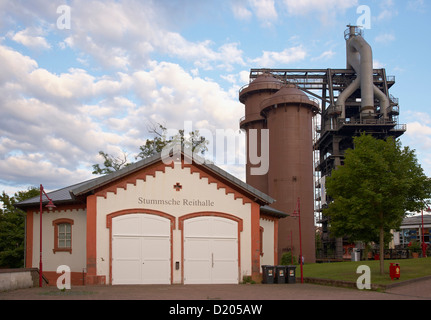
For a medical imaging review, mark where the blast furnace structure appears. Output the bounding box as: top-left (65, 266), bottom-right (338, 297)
top-left (239, 26), bottom-right (406, 262)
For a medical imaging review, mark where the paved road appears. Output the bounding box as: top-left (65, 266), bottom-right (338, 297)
top-left (1, 279), bottom-right (430, 300)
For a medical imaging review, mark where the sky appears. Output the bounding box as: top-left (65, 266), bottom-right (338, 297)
top-left (0, 0), bottom-right (430, 196)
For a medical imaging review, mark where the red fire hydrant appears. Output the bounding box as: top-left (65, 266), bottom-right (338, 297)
top-left (389, 263), bottom-right (400, 280)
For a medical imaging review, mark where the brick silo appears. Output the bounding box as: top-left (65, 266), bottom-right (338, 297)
top-left (239, 73), bottom-right (283, 195)
top-left (240, 81), bottom-right (319, 264)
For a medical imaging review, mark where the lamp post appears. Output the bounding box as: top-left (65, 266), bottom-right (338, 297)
top-left (39, 184), bottom-right (56, 287)
top-left (290, 197), bottom-right (303, 283)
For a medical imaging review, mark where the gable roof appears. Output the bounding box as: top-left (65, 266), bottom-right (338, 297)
top-left (14, 178), bottom-right (97, 209)
top-left (15, 151), bottom-right (286, 218)
top-left (401, 214), bottom-right (431, 227)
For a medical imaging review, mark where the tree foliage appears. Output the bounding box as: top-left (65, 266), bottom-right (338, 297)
top-left (0, 187), bottom-right (39, 268)
top-left (91, 151), bottom-right (130, 175)
top-left (92, 122), bottom-right (209, 175)
top-left (324, 134), bottom-right (431, 274)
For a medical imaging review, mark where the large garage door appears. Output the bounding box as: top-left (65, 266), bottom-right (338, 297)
top-left (184, 216), bottom-right (238, 284)
top-left (112, 214), bottom-right (171, 285)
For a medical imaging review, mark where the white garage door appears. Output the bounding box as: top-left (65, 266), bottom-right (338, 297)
top-left (112, 214), bottom-right (171, 285)
top-left (184, 216), bottom-right (238, 284)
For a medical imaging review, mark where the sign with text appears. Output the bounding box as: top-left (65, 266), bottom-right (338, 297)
top-left (138, 197), bottom-right (215, 207)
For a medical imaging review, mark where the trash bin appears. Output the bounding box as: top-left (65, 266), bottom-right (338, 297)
top-left (351, 249), bottom-right (361, 262)
top-left (286, 265), bottom-right (297, 284)
top-left (275, 266), bottom-right (286, 284)
top-left (261, 265), bottom-right (275, 284)
top-left (389, 263), bottom-right (400, 280)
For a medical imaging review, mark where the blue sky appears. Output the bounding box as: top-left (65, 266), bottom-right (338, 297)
top-left (0, 0), bottom-right (430, 196)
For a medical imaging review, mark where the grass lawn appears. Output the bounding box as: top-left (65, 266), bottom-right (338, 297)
top-left (302, 257), bottom-right (431, 286)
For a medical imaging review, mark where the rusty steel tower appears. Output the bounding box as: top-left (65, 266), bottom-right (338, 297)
top-left (239, 26), bottom-right (406, 262)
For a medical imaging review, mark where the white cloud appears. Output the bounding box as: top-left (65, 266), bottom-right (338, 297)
top-left (406, 121), bottom-right (431, 137)
top-left (280, 0), bottom-right (359, 25)
top-left (231, 1), bottom-right (253, 20)
top-left (0, 1), bottom-right (305, 191)
top-left (311, 50), bottom-right (336, 61)
top-left (0, 39), bottom-right (245, 188)
top-left (239, 70), bottom-right (251, 84)
top-left (250, 45), bottom-right (307, 67)
top-left (284, 0), bottom-right (358, 15)
top-left (156, 34), bottom-right (245, 71)
top-left (375, 33), bottom-right (396, 44)
top-left (403, 121), bottom-right (431, 177)
top-left (0, 153), bottom-right (92, 189)
top-left (373, 60), bottom-right (385, 69)
top-left (136, 62), bottom-right (243, 132)
top-left (248, 0), bottom-right (278, 22)
top-left (407, 0), bottom-right (426, 12)
top-left (396, 111), bottom-right (431, 177)
top-left (46, 0), bottom-right (246, 72)
top-left (0, 45), bottom-right (38, 84)
top-left (230, 0), bottom-right (277, 27)
top-left (2, 0), bottom-right (423, 193)
top-left (376, 0), bottom-right (398, 21)
top-left (0, 44), bottom-right (136, 187)
top-left (10, 27), bottom-right (51, 50)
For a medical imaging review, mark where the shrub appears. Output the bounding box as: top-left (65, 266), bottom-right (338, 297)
top-left (280, 252), bottom-right (297, 265)
top-left (408, 241), bottom-right (421, 253)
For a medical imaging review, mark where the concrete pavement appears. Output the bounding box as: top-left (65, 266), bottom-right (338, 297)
top-left (1, 278), bottom-right (430, 300)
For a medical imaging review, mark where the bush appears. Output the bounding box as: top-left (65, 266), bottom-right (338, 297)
top-left (241, 275), bottom-right (256, 284)
top-left (280, 252), bottom-right (297, 265)
top-left (408, 241), bottom-right (421, 253)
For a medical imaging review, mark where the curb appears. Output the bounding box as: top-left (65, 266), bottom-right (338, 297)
top-left (303, 275), bottom-right (431, 291)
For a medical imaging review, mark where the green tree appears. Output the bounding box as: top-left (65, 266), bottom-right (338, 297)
top-left (0, 187), bottom-right (39, 268)
top-left (324, 134), bottom-right (431, 275)
top-left (136, 123), bottom-right (208, 160)
top-left (92, 123), bottom-right (209, 175)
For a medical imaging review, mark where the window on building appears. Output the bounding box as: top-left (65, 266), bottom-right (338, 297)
top-left (400, 228), bottom-right (418, 245)
top-left (425, 228), bottom-right (430, 243)
top-left (52, 219), bottom-right (74, 253)
top-left (58, 223), bottom-right (71, 248)
top-left (400, 227), bottom-right (431, 245)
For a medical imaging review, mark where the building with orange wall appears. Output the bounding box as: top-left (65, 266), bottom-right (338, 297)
top-left (15, 151), bottom-right (287, 286)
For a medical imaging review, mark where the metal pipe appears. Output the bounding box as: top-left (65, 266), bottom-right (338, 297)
top-left (335, 77), bottom-right (360, 118)
top-left (338, 26), bottom-right (392, 121)
top-left (346, 28), bottom-right (374, 117)
top-left (373, 85), bottom-right (389, 120)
